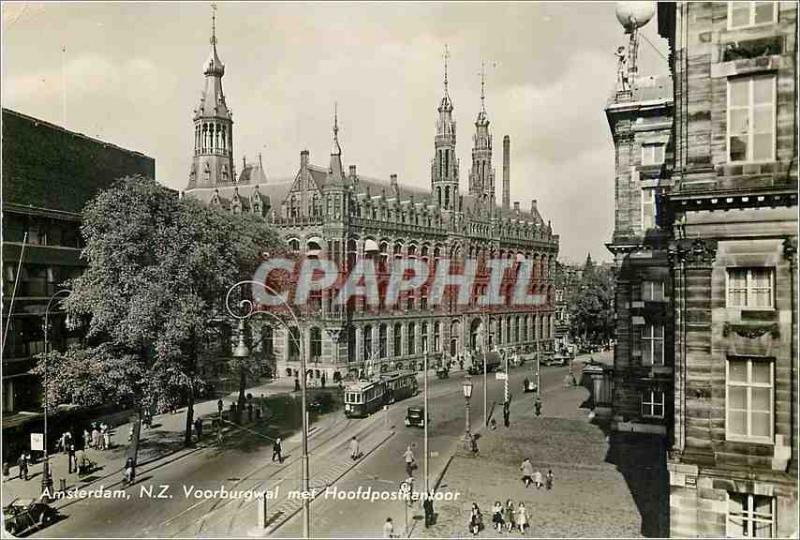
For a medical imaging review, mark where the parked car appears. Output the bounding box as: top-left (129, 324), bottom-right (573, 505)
top-left (404, 406), bottom-right (430, 428)
top-left (543, 354), bottom-right (570, 367)
top-left (3, 498), bottom-right (58, 537)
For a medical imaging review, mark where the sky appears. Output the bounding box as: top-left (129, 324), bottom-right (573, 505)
top-left (2, 1), bottom-right (669, 264)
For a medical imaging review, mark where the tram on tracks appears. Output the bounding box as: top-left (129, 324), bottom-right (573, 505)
top-left (343, 371), bottom-right (418, 418)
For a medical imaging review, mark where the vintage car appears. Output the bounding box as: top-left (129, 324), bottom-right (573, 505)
top-left (522, 378), bottom-right (538, 393)
top-left (436, 366), bottom-right (449, 379)
top-left (404, 406), bottom-right (430, 428)
top-left (3, 498), bottom-right (58, 537)
top-left (542, 354), bottom-right (570, 367)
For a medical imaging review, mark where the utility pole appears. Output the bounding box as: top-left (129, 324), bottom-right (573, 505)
top-left (504, 350), bottom-right (509, 403)
top-left (423, 350), bottom-right (429, 494)
top-left (482, 319), bottom-right (488, 427)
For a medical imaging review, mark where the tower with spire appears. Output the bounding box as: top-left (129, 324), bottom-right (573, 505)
top-left (323, 103), bottom-right (349, 222)
top-left (431, 45), bottom-right (459, 211)
top-left (468, 61), bottom-right (494, 203)
top-left (187, 3), bottom-right (235, 189)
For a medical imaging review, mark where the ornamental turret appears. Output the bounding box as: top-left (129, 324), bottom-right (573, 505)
top-left (431, 45), bottom-right (459, 211)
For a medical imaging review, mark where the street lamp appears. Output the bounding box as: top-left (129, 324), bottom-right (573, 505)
top-left (41, 289), bottom-right (72, 499)
top-left (226, 280), bottom-right (311, 539)
top-left (423, 349), bottom-right (429, 494)
top-left (232, 318), bottom-right (250, 424)
top-left (462, 374), bottom-right (473, 450)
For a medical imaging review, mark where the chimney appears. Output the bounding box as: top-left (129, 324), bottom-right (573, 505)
top-left (502, 135), bottom-right (511, 210)
top-left (300, 150), bottom-right (309, 169)
top-left (530, 199), bottom-right (538, 214)
top-left (513, 201), bottom-right (520, 213)
top-left (349, 165), bottom-right (357, 179)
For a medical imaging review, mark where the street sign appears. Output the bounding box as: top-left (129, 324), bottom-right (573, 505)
top-left (495, 372), bottom-right (507, 380)
top-left (30, 433), bottom-right (44, 451)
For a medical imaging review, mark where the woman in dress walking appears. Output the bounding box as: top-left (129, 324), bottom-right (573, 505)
top-left (516, 502), bottom-right (528, 534)
top-left (468, 503), bottom-right (483, 536)
top-left (504, 499), bottom-right (516, 532)
top-left (491, 501), bottom-right (504, 532)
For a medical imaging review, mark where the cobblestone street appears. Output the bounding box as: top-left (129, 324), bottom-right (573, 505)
top-left (421, 382), bottom-right (667, 538)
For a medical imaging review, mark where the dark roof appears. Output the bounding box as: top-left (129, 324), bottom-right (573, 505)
top-left (2, 108), bottom-right (155, 214)
top-left (238, 161), bottom-right (267, 184)
top-left (184, 180), bottom-right (294, 212)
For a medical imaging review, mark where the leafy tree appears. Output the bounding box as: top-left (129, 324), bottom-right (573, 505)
top-left (37, 175), bottom-right (281, 445)
top-left (568, 263), bottom-right (615, 345)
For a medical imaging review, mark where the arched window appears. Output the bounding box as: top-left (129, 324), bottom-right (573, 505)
top-left (363, 325), bottom-right (373, 360)
top-left (346, 239), bottom-right (358, 271)
top-left (394, 323), bottom-right (402, 356)
top-left (347, 327), bottom-right (356, 363)
top-left (310, 327), bottom-right (322, 361)
top-left (288, 326), bottom-right (301, 361)
top-left (407, 323), bottom-right (416, 356)
top-left (379, 324), bottom-right (387, 358)
top-left (421, 322), bottom-right (429, 353)
top-left (288, 238), bottom-right (300, 252)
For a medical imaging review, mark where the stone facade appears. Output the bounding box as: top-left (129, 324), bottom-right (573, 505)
top-left (657, 3), bottom-right (798, 537)
top-left (182, 22), bottom-right (559, 383)
top-left (606, 73), bottom-right (674, 435)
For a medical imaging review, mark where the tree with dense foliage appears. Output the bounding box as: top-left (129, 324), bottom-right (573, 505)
top-left (35, 175), bottom-right (281, 445)
top-left (567, 260), bottom-right (615, 345)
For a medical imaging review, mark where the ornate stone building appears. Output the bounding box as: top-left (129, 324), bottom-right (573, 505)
top-left (183, 17), bottom-right (559, 382)
top-left (608, 2), bottom-right (797, 537)
top-left (658, 2), bottom-right (797, 537)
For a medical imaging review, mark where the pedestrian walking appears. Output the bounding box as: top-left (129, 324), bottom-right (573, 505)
top-left (123, 457), bottom-right (135, 485)
top-left (17, 453), bottom-right (28, 481)
top-left (534, 397), bottom-right (542, 417)
top-left (78, 450), bottom-right (90, 476)
top-left (468, 503), bottom-right (483, 536)
top-left (102, 425), bottom-right (110, 450)
top-left (194, 418), bottom-right (203, 440)
top-left (423, 493), bottom-right (435, 528)
top-left (504, 500), bottom-right (516, 532)
top-left (247, 402), bottom-right (254, 422)
top-left (383, 517), bottom-right (395, 538)
top-left (516, 502), bottom-right (528, 533)
top-left (128, 424), bottom-right (135, 442)
top-left (83, 429), bottom-right (91, 449)
top-left (349, 437), bottom-right (360, 460)
top-left (520, 458), bottom-right (534, 488)
top-left (491, 501), bottom-right (504, 532)
top-left (489, 418), bottom-right (497, 430)
top-left (469, 433), bottom-right (479, 455)
top-left (403, 445), bottom-right (415, 477)
top-left (321, 373), bottom-right (326, 388)
top-left (272, 438), bottom-right (283, 463)
top-left (91, 427), bottom-right (100, 449)
top-left (546, 469), bottom-right (554, 490)
top-left (534, 469), bottom-right (543, 489)
top-left (68, 444), bottom-right (77, 474)
top-left (294, 378), bottom-right (300, 392)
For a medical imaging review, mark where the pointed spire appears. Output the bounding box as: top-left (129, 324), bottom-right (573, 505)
top-left (480, 61), bottom-right (486, 114)
top-left (444, 44), bottom-right (450, 98)
top-left (331, 102), bottom-right (341, 156)
top-left (204, 2), bottom-right (224, 76)
top-left (211, 2), bottom-right (217, 46)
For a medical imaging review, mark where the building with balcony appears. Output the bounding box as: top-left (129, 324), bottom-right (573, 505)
top-left (657, 2), bottom-right (798, 536)
top-left (1, 108), bottom-right (155, 416)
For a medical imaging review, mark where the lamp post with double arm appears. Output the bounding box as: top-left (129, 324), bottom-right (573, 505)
top-left (226, 280), bottom-right (311, 539)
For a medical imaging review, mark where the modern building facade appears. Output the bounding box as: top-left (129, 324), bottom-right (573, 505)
top-left (1, 108), bottom-right (155, 415)
top-left (183, 17), bottom-right (560, 382)
top-left (658, 2), bottom-right (798, 537)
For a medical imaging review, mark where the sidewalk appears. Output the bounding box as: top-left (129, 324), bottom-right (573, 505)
top-left (0, 377), bottom-right (307, 507)
top-left (421, 384), bottom-right (666, 538)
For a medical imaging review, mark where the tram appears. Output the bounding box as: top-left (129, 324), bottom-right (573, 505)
top-left (343, 371), bottom-right (418, 418)
top-left (343, 380), bottom-right (386, 418)
top-left (381, 371), bottom-right (419, 404)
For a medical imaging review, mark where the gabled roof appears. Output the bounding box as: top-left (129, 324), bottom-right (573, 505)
top-left (184, 180), bottom-right (293, 212)
top-left (239, 161), bottom-right (267, 184)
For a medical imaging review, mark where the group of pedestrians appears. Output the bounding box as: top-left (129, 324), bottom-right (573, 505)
top-left (490, 500), bottom-right (529, 534)
top-left (520, 458), bottom-right (554, 490)
top-left (85, 423), bottom-right (111, 451)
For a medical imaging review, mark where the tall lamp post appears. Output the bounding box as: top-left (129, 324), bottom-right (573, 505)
top-left (226, 281), bottom-right (311, 539)
top-left (462, 374), bottom-right (473, 450)
top-left (41, 289), bottom-right (72, 498)
top-left (423, 349), bottom-right (429, 494)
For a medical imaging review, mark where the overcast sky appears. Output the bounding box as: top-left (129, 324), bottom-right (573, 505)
top-left (2, 1), bottom-right (668, 263)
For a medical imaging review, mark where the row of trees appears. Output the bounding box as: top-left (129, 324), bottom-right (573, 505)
top-left (35, 176), bottom-right (281, 445)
